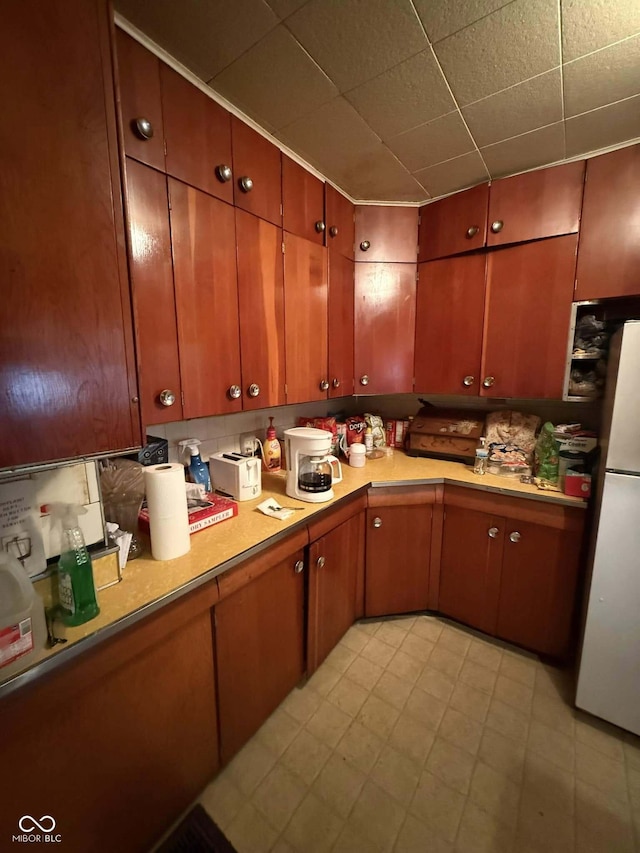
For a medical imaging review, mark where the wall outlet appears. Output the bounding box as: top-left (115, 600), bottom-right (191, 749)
top-left (240, 434), bottom-right (259, 455)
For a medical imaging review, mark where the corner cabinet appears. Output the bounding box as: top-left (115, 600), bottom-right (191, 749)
top-left (0, 0), bottom-right (141, 468)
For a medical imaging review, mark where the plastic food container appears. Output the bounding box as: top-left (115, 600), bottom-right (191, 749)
top-left (348, 444), bottom-right (366, 468)
top-left (564, 468), bottom-right (591, 498)
top-left (0, 552), bottom-right (47, 678)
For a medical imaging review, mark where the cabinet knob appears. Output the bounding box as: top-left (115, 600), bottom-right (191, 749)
top-left (462, 375), bottom-right (475, 387)
top-left (360, 375), bottom-right (369, 386)
top-left (133, 117), bottom-right (153, 140)
top-left (332, 378), bottom-right (341, 389)
top-left (482, 376), bottom-right (495, 388)
top-left (509, 531), bottom-right (521, 543)
top-left (466, 225), bottom-right (479, 239)
top-left (329, 226), bottom-right (338, 238)
top-left (315, 220), bottom-right (326, 233)
top-left (360, 240), bottom-right (371, 252)
top-left (294, 560), bottom-right (304, 574)
top-left (238, 176), bottom-right (253, 193)
top-left (491, 220), bottom-right (504, 233)
top-left (319, 379), bottom-right (329, 391)
top-left (316, 556), bottom-right (326, 570)
top-left (488, 527), bottom-right (499, 539)
top-left (215, 164), bottom-right (233, 183)
top-left (373, 517), bottom-right (382, 528)
top-left (158, 389), bottom-right (176, 407)
top-left (248, 383), bottom-right (260, 398)
top-left (228, 384), bottom-right (242, 400)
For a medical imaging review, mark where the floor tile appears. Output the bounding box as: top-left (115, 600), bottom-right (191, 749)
top-left (438, 706), bottom-right (483, 756)
top-left (493, 673), bottom-right (533, 714)
top-left (280, 728), bottom-right (332, 785)
top-left (339, 626), bottom-right (370, 654)
top-left (394, 813), bottom-right (453, 852)
top-left (251, 763), bottom-right (307, 832)
top-left (389, 710), bottom-right (436, 765)
top-left (411, 615), bottom-right (443, 644)
top-left (530, 689), bottom-right (575, 738)
top-left (327, 675), bottom-right (369, 718)
top-left (499, 651), bottom-right (537, 688)
top-left (466, 637), bottom-right (503, 672)
top-left (405, 684), bottom-right (447, 731)
top-left (517, 792), bottom-right (575, 853)
top-left (455, 799), bottom-right (516, 853)
top-left (324, 643), bottom-right (358, 674)
top-left (458, 659), bottom-right (497, 694)
top-left (225, 738), bottom-right (277, 797)
top-left (357, 693), bottom-right (401, 739)
top-left (335, 719), bottom-right (385, 774)
top-left (255, 706), bottom-right (301, 757)
top-left (417, 665), bottom-right (456, 703)
top-left (410, 769), bottom-right (466, 843)
top-left (429, 645), bottom-right (465, 679)
top-left (426, 737), bottom-right (476, 795)
top-left (448, 680), bottom-right (491, 724)
top-left (527, 718), bottom-right (575, 773)
top-left (575, 713), bottom-right (625, 762)
top-left (312, 751), bottom-right (366, 818)
top-left (332, 819), bottom-right (385, 852)
top-left (373, 669), bottom-right (414, 711)
top-left (349, 780), bottom-right (406, 851)
top-left (376, 620), bottom-right (409, 649)
top-left (282, 683), bottom-right (324, 722)
top-left (437, 624), bottom-right (472, 657)
top-left (199, 771), bottom-right (244, 831)
top-left (485, 697), bottom-right (530, 743)
top-left (385, 649), bottom-right (424, 684)
top-left (468, 760), bottom-right (520, 828)
top-left (575, 739), bottom-right (630, 803)
top-left (271, 838), bottom-right (296, 853)
top-left (370, 743), bottom-right (421, 806)
top-left (225, 801), bottom-right (279, 853)
top-left (534, 663), bottom-right (574, 703)
top-left (306, 699), bottom-right (352, 748)
top-left (361, 636), bottom-right (397, 668)
top-left (353, 619), bottom-right (380, 637)
top-left (400, 632), bottom-right (436, 664)
top-left (624, 733), bottom-right (640, 772)
top-left (344, 655), bottom-right (385, 691)
top-left (284, 791), bottom-right (344, 853)
top-left (522, 751), bottom-right (575, 818)
top-left (478, 727), bottom-right (526, 784)
top-left (305, 662), bottom-right (342, 698)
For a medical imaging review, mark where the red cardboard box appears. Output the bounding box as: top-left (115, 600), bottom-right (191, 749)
top-left (139, 492), bottom-right (238, 535)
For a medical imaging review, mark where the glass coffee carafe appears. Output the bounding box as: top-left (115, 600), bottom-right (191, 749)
top-left (298, 454), bottom-right (334, 494)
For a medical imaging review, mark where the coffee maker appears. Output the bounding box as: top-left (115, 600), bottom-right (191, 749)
top-left (284, 427), bottom-right (342, 503)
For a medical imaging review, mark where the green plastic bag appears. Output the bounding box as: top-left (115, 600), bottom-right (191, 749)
top-left (535, 422), bottom-right (560, 484)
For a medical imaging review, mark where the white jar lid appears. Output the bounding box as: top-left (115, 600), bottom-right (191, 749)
top-left (350, 444), bottom-right (366, 455)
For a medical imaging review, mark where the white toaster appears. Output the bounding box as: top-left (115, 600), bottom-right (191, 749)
top-left (209, 453), bottom-right (262, 501)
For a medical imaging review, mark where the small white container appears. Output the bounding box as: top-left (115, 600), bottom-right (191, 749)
top-left (0, 552), bottom-right (47, 678)
top-left (348, 444), bottom-right (367, 468)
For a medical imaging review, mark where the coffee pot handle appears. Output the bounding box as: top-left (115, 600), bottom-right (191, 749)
top-left (327, 455), bottom-right (342, 483)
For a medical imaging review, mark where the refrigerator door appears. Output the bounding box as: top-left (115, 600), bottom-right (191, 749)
top-left (576, 472), bottom-right (640, 734)
top-left (604, 321), bottom-right (640, 474)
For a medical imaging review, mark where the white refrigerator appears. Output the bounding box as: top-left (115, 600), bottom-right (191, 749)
top-left (576, 320), bottom-right (640, 735)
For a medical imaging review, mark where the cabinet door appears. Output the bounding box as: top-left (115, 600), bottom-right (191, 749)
top-left (487, 161), bottom-right (585, 248)
top-left (415, 254), bottom-right (486, 395)
top-left (124, 160), bottom-right (184, 425)
top-left (169, 180), bottom-right (242, 418)
top-left (326, 184), bottom-right (355, 259)
top-left (496, 520), bottom-right (582, 657)
top-left (161, 64), bottom-right (234, 204)
top-left (115, 29), bottom-right (165, 171)
top-left (215, 549), bottom-right (305, 763)
top-left (0, 0), bottom-right (140, 468)
top-left (481, 235), bottom-right (577, 399)
top-left (308, 512), bottom-right (365, 673)
top-left (418, 183), bottom-right (489, 262)
top-left (283, 155), bottom-right (325, 245)
top-left (355, 206), bottom-right (418, 262)
top-left (439, 505), bottom-right (503, 635)
top-left (365, 505), bottom-right (432, 616)
top-left (236, 209), bottom-right (286, 409)
top-left (232, 117), bottom-right (282, 226)
top-left (354, 263), bottom-right (416, 394)
top-left (283, 233), bottom-right (328, 403)
top-left (328, 251), bottom-right (354, 397)
top-left (575, 146), bottom-right (640, 300)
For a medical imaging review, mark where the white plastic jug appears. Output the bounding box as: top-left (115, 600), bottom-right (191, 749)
top-left (0, 552), bottom-right (47, 678)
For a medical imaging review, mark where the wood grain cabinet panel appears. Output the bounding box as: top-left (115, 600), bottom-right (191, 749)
top-left (232, 117), bottom-right (282, 226)
top-left (124, 160), bottom-right (183, 425)
top-left (169, 180), bottom-right (242, 418)
top-left (328, 251), bottom-right (355, 397)
top-left (575, 145), bottom-right (640, 300)
top-left (354, 263), bottom-right (416, 394)
top-left (326, 184), bottom-right (355, 259)
top-left (236, 209), bottom-right (286, 409)
top-left (355, 205), bottom-right (418, 262)
top-left (115, 28), bottom-right (165, 171)
top-left (415, 254), bottom-right (486, 395)
top-left (0, 0), bottom-right (140, 467)
top-left (283, 155), bottom-right (325, 244)
top-left (419, 183), bottom-right (489, 262)
top-left (487, 161), bottom-right (585, 248)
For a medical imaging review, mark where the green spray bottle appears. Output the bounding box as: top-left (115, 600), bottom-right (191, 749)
top-left (47, 503), bottom-right (100, 626)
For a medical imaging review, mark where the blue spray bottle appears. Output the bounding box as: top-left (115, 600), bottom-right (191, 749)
top-left (179, 439), bottom-right (211, 492)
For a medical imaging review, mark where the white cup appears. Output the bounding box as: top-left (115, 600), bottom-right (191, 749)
top-left (348, 444), bottom-right (366, 468)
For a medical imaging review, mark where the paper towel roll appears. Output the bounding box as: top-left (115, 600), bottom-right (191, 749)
top-left (144, 463), bottom-right (190, 561)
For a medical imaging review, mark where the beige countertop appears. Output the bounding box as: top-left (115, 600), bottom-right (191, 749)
top-left (1, 451), bottom-right (585, 697)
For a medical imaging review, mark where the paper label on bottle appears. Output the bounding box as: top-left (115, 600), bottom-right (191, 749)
top-left (58, 570), bottom-right (75, 614)
top-left (0, 618), bottom-right (34, 669)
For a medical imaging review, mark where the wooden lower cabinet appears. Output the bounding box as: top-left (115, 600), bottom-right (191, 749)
top-left (215, 532), bottom-right (307, 763)
top-left (364, 487), bottom-right (436, 617)
top-left (0, 583), bottom-right (219, 853)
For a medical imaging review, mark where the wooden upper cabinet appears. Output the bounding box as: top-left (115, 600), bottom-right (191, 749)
top-left (169, 180), bottom-right (242, 419)
top-left (487, 161), bottom-right (585, 248)
top-left (124, 160), bottom-right (183, 425)
top-left (283, 234), bottom-right (328, 404)
top-left (328, 251), bottom-right (354, 397)
top-left (160, 65), bottom-right (233, 204)
top-left (235, 209), bottom-right (286, 409)
top-left (415, 254), bottom-right (486, 396)
top-left (575, 145), bottom-right (640, 300)
top-left (282, 155), bottom-right (325, 245)
top-left (481, 235), bottom-right (578, 399)
top-left (355, 206), bottom-right (418, 262)
top-left (232, 117), bottom-right (282, 226)
top-left (326, 184), bottom-right (355, 259)
top-left (0, 0), bottom-right (140, 468)
top-left (115, 29), bottom-right (165, 171)
top-left (418, 183), bottom-right (489, 262)
top-left (354, 263), bottom-right (416, 394)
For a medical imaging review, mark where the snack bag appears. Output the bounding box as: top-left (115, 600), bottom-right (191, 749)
top-left (364, 413), bottom-right (386, 447)
top-left (534, 422), bottom-right (560, 485)
top-left (346, 416), bottom-right (366, 445)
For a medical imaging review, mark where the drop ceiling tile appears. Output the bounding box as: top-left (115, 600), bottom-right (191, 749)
top-left (211, 26), bottom-right (338, 130)
top-left (565, 95), bottom-right (640, 158)
top-left (561, 0), bottom-right (640, 61)
top-left (462, 69), bottom-right (563, 148)
top-left (480, 122), bottom-right (565, 177)
top-left (564, 35), bottom-right (640, 118)
top-left (414, 151), bottom-right (489, 198)
top-left (284, 0), bottom-right (428, 91)
top-left (387, 112), bottom-right (475, 172)
top-left (339, 145), bottom-right (427, 201)
top-left (344, 48), bottom-right (455, 141)
top-left (264, 0), bottom-right (308, 19)
top-left (413, 0), bottom-right (513, 43)
top-left (115, 0), bottom-right (278, 81)
top-left (434, 0), bottom-right (560, 106)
